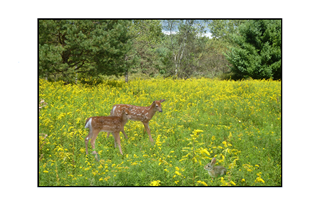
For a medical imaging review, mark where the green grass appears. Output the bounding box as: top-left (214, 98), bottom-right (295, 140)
top-left (39, 77), bottom-right (281, 186)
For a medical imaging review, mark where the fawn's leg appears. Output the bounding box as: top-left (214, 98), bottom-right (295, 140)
top-left (90, 130), bottom-right (100, 155)
top-left (113, 132), bottom-right (123, 155)
top-left (85, 130), bottom-right (93, 155)
top-left (112, 132), bottom-right (117, 148)
top-left (108, 109), bottom-right (114, 140)
top-left (143, 122), bottom-right (154, 143)
top-left (121, 129), bottom-right (129, 139)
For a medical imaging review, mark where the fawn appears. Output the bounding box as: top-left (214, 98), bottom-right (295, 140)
top-left (107, 99), bottom-right (165, 143)
top-left (84, 108), bottom-right (132, 157)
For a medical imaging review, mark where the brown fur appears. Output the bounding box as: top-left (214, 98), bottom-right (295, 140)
top-left (84, 108), bottom-right (131, 157)
top-left (107, 99), bottom-right (165, 142)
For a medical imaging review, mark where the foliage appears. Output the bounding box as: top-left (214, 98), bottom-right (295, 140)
top-left (208, 20), bottom-right (246, 45)
top-left (198, 38), bottom-right (231, 77)
top-left (39, 78), bottom-right (281, 186)
top-left (39, 20), bottom-right (282, 81)
top-left (224, 20), bottom-right (282, 80)
top-left (39, 20), bottom-right (132, 82)
top-left (161, 20), bottom-right (210, 79)
top-left (127, 20), bottom-right (164, 76)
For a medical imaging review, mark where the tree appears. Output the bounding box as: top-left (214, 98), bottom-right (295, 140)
top-left (224, 20), bottom-right (281, 79)
top-left (39, 20), bottom-right (132, 82)
top-left (126, 20), bottom-right (163, 79)
top-left (208, 20), bottom-right (246, 45)
top-left (162, 20), bottom-right (208, 78)
top-left (200, 37), bottom-right (231, 76)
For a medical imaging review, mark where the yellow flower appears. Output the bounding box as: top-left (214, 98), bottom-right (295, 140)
top-left (255, 177), bottom-right (265, 183)
top-left (175, 171), bottom-right (182, 176)
top-left (197, 181), bottom-right (208, 186)
top-left (194, 129), bottom-right (204, 133)
top-left (200, 148), bottom-right (210, 156)
top-left (43, 170), bottom-right (48, 173)
top-left (230, 181), bottom-right (236, 186)
top-left (222, 141), bottom-right (227, 146)
top-left (150, 180), bottom-right (161, 186)
top-left (241, 179), bottom-right (245, 182)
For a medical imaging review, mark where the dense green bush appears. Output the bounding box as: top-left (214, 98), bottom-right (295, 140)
top-left (225, 20), bottom-right (281, 80)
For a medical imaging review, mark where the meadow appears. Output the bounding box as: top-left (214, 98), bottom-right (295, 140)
top-left (38, 77), bottom-right (281, 186)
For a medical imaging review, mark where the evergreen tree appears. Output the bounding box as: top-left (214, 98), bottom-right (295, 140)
top-left (224, 20), bottom-right (281, 79)
top-left (39, 20), bottom-right (132, 82)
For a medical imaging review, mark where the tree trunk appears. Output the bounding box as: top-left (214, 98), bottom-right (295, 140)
top-left (75, 66), bottom-right (78, 84)
top-left (125, 55), bottom-right (128, 83)
top-left (125, 69), bottom-right (128, 83)
top-left (174, 55), bottom-right (178, 76)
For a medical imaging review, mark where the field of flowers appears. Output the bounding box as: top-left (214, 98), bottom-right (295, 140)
top-left (38, 77), bottom-right (281, 186)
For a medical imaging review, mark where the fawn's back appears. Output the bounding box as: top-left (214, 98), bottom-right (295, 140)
top-left (111, 104), bottom-right (149, 122)
top-left (87, 116), bottom-right (126, 132)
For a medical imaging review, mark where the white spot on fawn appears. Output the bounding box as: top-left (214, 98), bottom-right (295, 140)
top-left (85, 118), bottom-right (92, 128)
top-left (112, 106), bottom-right (116, 114)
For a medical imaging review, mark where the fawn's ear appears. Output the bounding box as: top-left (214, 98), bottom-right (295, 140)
top-left (160, 99), bottom-right (166, 103)
top-left (211, 158), bottom-right (216, 164)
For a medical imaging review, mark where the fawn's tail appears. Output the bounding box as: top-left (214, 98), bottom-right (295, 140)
top-left (85, 118), bottom-right (92, 129)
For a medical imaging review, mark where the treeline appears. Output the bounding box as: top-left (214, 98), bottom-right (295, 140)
top-left (39, 19), bottom-right (281, 83)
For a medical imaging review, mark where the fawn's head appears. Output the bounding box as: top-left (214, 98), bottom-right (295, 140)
top-left (121, 107), bottom-right (132, 119)
top-left (152, 99), bottom-right (166, 112)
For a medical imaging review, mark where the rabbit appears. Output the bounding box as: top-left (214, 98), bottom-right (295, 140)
top-left (204, 157), bottom-right (227, 178)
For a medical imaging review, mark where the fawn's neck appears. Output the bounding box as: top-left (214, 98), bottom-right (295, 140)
top-left (120, 115), bottom-right (128, 124)
top-left (146, 104), bottom-right (157, 119)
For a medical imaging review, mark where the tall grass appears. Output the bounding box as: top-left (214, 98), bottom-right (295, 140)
top-left (39, 77), bottom-right (281, 186)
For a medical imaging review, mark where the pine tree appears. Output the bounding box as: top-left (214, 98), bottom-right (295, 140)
top-left (39, 20), bottom-right (132, 82)
top-left (225, 20), bottom-right (281, 79)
